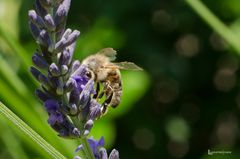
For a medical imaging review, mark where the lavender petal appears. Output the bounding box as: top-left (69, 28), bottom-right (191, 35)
top-left (109, 149), bottom-right (119, 159)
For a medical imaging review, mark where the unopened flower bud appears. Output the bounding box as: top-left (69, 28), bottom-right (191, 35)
top-left (49, 63), bottom-right (61, 76)
top-left (109, 149), bottom-right (119, 159)
top-left (44, 14), bottom-right (56, 31)
top-left (30, 66), bottom-right (41, 81)
top-left (35, 89), bottom-right (50, 102)
top-left (99, 148), bottom-right (108, 159)
top-left (69, 103), bottom-right (78, 115)
top-left (61, 65), bottom-right (68, 75)
top-left (32, 53), bottom-right (49, 69)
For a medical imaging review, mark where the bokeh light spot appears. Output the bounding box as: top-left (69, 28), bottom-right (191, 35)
top-left (132, 128), bottom-right (155, 151)
top-left (213, 68), bottom-right (236, 92)
top-left (165, 117), bottom-right (190, 142)
top-left (176, 34), bottom-right (199, 57)
top-left (151, 9), bottom-right (175, 32)
top-left (156, 78), bottom-right (179, 104)
top-left (167, 140), bottom-right (189, 158)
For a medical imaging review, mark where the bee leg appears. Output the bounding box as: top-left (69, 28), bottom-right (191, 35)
top-left (97, 82), bottom-right (109, 99)
top-left (93, 82), bottom-right (100, 99)
top-left (101, 92), bottom-right (113, 114)
top-left (98, 91), bottom-right (105, 99)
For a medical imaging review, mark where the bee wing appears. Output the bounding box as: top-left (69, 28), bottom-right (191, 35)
top-left (97, 48), bottom-right (117, 61)
top-left (112, 62), bottom-right (143, 70)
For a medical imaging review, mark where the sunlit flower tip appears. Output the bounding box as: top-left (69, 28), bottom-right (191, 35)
top-left (55, 30), bottom-right (80, 52)
top-left (73, 156), bottom-right (82, 159)
top-left (32, 53), bottom-right (49, 69)
top-left (61, 65), bottom-right (68, 75)
top-left (75, 144), bottom-right (83, 152)
top-left (28, 10), bottom-right (45, 28)
top-left (72, 127), bottom-right (81, 136)
top-left (55, 38), bottom-right (66, 52)
top-left (44, 14), bottom-right (56, 31)
top-left (109, 149), bottom-right (119, 159)
top-left (84, 119), bottom-right (94, 131)
top-left (69, 103), bottom-right (78, 115)
top-left (28, 10), bottom-right (37, 22)
top-left (55, 0), bottom-right (71, 19)
top-left (39, 29), bottom-right (52, 47)
top-left (49, 63), bottom-right (61, 76)
top-left (99, 147), bottom-right (108, 159)
top-left (63, 28), bottom-right (72, 38)
top-left (67, 30), bottom-right (81, 44)
top-left (35, 89), bottom-right (50, 102)
top-left (83, 130), bottom-right (90, 136)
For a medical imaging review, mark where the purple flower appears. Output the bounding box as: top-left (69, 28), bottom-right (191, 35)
top-left (88, 136), bottom-right (105, 157)
top-left (75, 136), bottom-right (104, 159)
top-left (75, 137), bottom-right (119, 159)
top-left (29, 0), bottom-right (100, 138)
top-left (44, 99), bottom-right (64, 124)
top-left (29, 0), bottom-right (121, 158)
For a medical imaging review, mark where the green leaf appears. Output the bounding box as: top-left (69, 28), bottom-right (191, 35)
top-left (0, 79), bottom-right (76, 158)
top-left (185, 0), bottom-right (240, 54)
top-left (0, 101), bottom-right (67, 159)
top-left (90, 119), bottom-right (116, 148)
top-left (0, 120), bottom-right (28, 159)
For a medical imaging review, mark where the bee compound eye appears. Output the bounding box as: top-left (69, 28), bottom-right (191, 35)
top-left (86, 71), bottom-right (92, 78)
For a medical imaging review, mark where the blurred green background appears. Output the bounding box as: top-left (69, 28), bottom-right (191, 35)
top-left (1, 0), bottom-right (240, 158)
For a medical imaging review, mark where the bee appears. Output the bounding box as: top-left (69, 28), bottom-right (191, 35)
top-left (82, 48), bottom-right (142, 114)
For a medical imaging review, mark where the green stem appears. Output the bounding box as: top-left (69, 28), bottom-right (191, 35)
top-left (71, 117), bottom-right (95, 159)
top-left (81, 137), bottom-right (96, 159)
top-left (184, 0), bottom-right (240, 54)
top-left (0, 101), bottom-right (67, 159)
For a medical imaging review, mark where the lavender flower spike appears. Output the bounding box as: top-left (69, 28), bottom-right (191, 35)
top-left (75, 137), bottom-right (120, 159)
top-left (29, 0), bottom-right (120, 158)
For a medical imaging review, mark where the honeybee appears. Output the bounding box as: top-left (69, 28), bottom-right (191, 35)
top-left (82, 48), bottom-right (142, 113)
